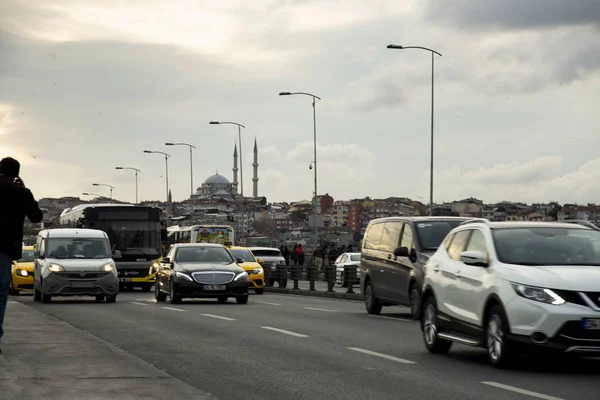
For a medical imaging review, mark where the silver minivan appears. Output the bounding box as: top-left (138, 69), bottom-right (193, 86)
top-left (33, 228), bottom-right (120, 303)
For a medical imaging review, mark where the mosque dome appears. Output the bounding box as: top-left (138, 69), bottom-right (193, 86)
top-left (204, 174), bottom-right (230, 185)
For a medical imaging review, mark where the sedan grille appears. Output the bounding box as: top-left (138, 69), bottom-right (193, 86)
top-left (192, 272), bottom-right (234, 285)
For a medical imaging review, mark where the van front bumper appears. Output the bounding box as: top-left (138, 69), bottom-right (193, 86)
top-left (42, 271), bottom-right (119, 296)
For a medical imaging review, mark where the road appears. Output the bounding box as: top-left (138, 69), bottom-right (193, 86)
top-left (275, 279), bottom-right (361, 294)
top-left (14, 291), bottom-right (600, 400)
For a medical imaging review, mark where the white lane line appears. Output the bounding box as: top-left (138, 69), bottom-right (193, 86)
top-left (7, 300), bottom-right (19, 304)
top-left (258, 301), bottom-right (281, 306)
top-left (161, 306), bottom-right (186, 312)
top-left (481, 382), bottom-right (564, 400)
top-left (304, 307), bottom-right (337, 313)
top-left (369, 315), bottom-right (411, 322)
top-left (347, 347), bottom-right (416, 364)
top-left (262, 326), bottom-right (309, 338)
top-left (136, 299), bottom-right (156, 303)
top-left (130, 302), bottom-right (148, 306)
top-left (201, 314), bottom-right (236, 321)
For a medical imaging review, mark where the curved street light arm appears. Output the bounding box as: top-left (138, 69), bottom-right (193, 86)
top-left (281, 92), bottom-right (322, 101)
top-left (219, 122), bottom-right (246, 129)
top-left (387, 44), bottom-right (442, 57)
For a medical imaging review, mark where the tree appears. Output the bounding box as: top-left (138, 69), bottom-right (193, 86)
top-left (548, 201), bottom-right (562, 220)
top-left (253, 217), bottom-right (277, 236)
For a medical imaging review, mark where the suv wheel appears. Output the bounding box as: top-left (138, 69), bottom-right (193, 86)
top-left (421, 297), bottom-right (452, 354)
top-left (486, 305), bottom-right (514, 368)
top-left (34, 284), bottom-right (41, 302)
top-left (364, 280), bottom-right (382, 315)
top-left (409, 284), bottom-right (422, 320)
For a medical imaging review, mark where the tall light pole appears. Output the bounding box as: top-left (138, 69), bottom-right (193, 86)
top-left (144, 150), bottom-right (171, 225)
top-left (165, 142), bottom-right (196, 197)
top-left (92, 183), bottom-right (115, 199)
top-left (82, 192), bottom-right (103, 198)
top-left (115, 167), bottom-right (140, 204)
top-left (387, 44), bottom-right (441, 216)
top-left (209, 121), bottom-right (246, 241)
top-left (279, 91), bottom-right (321, 234)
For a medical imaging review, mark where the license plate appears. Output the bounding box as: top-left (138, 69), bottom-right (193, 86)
top-left (203, 285), bottom-right (225, 291)
top-left (271, 265), bottom-right (277, 270)
top-left (71, 281), bottom-right (94, 288)
top-left (583, 318), bottom-right (600, 330)
top-left (136, 258), bottom-right (146, 262)
top-left (119, 278), bottom-right (132, 282)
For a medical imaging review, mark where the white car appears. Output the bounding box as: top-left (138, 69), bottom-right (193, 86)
top-left (334, 252), bottom-right (361, 287)
top-left (249, 247), bottom-right (287, 287)
top-left (420, 219), bottom-right (600, 368)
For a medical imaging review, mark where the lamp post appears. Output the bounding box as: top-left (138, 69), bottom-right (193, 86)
top-left (82, 192), bottom-right (103, 198)
top-left (279, 91), bottom-right (321, 234)
top-left (92, 183), bottom-right (115, 199)
top-left (144, 150), bottom-right (171, 225)
top-left (387, 44), bottom-right (441, 216)
top-left (115, 167), bottom-right (140, 204)
top-left (209, 121), bottom-right (246, 241)
top-left (165, 142), bottom-right (196, 197)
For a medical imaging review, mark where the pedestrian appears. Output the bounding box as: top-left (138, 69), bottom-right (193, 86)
top-left (297, 244), bottom-right (305, 266)
top-left (346, 244), bottom-right (353, 252)
top-left (291, 244), bottom-right (298, 266)
top-left (314, 245), bottom-right (323, 273)
top-left (0, 157), bottom-right (43, 353)
top-left (282, 245), bottom-right (290, 266)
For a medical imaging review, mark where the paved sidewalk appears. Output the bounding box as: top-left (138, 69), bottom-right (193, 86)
top-left (0, 300), bottom-right (215, 400)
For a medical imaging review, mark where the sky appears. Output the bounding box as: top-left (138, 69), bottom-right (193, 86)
top-left (1, 0), bottom-right (599, 205)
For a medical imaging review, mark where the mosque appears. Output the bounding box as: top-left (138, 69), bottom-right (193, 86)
top-left (193, 138), bottom-right (259, 200)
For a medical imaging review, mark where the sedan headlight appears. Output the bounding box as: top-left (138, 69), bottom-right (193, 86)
top-left (102, 264), bottom-right (115, 272)
top-left (252, 267), bottom-right (263, 275)
top-left (16, 269), bottom-right (29, 277)
top-left (512, 283), bottom-right (565, 305)
top-left (48, 264), bottom-right (65, 272)
top-left (234, 271), bottom-right (248, 281)
top-left (175, 271), bottom-right (193, 281)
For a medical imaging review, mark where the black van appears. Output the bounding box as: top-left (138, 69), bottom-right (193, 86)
top-left (360, 217), bottom-right (469, 319)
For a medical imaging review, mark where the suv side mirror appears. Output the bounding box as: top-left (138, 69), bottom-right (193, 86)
top-left (112, 250), bottom-right (122, 259)
top-left (257, 259), bottom-right (264, 264)
top-left (393, 247), bottom-right (409, 257)
top-left (460, 251), bottom-right (488, 267)
top-left (236, 258), bottom-right (245, 264)
top-left (162, 257), bottom-right (171, 264)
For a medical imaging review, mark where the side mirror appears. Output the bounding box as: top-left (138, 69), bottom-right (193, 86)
top-left (460, 251), bottom-right (488, 267)
top-left (393, 247), bottom-right (409, 258)
top-left (162, 257), bottom-right (171, 264)
top-left (236, 257), bottom-right (245, 264)
top-left (257, 259), bottom-right (264, 264)
top-left (113, 250), bottom-right (122, 259)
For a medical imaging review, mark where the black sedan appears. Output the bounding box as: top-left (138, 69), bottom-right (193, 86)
top-left (155, 243), bottom-right (249, 304)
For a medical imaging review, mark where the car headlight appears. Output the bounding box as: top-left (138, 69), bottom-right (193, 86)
top-left (252, 267), bottom-right (263, 275)
top-left (512, 283), bottom-right (565, 305)
top-left (150, 263), bottom-right (159, 274)
top-left (234, 271), bottom-right (248, 281)
top-left (48, 264), bottom-right (64, 272)
top-left (102, 264), bottom-right (115, 272)
top-left (175, 271), bottom-right (193, 281)
top-left (16, 269), bottom-right (29, 277)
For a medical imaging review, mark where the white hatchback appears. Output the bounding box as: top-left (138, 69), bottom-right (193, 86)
top-left (420, 219), bottom-right (600, 367)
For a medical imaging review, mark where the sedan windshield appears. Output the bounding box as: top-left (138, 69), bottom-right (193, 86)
top-left (230, 249), bottom-right (256, 262)
top-left (416, 221), bottom-right (464, 250)
top-left (19, 250), bottom-right (35, 262)
top-left (175, 246), bottom-right (234, 264)
top-left (350, 254), bottom-right (361, 262)
top-left (493, 227), bottom-right (600, 266)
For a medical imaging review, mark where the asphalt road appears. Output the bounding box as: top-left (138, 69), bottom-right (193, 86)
top-left (14, 290), bottom-right (600, 400)
top-left (276, 279), bottom-right (361, 294)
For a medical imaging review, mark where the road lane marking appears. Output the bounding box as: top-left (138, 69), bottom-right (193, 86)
top-left (7, 300), bottom-right (18, 304)
top-left (130, 302), bottom-right (148, 306)
top-left (369, 315), bottom-right (411, 322)
top-left (262, 326), bottom-right (309, 338)
top-left (136, 299), bottom-right (156, 303)
top-left (161, 307), bottom-right (186, 312)
top-left (481, 382), bottom-right (564, 400)
top-left (347, 347), bottom-right (416, 364)
top-left (258, 301), bottom-right (281, 306)
top-left (304, 307), bottom-right (337, 312)
top-left (201, 314), bottom-right (236, 321)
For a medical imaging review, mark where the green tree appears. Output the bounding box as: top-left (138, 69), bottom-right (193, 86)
top-left (253, 217), bottom-right (277, 236)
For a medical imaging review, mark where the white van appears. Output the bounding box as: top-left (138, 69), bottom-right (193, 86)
top-left (33, 228), bottom-right (120, 303)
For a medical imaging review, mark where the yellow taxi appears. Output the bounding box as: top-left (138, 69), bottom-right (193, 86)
top-left (226, 245), bottom-right (265, 294)
top-left (10, 246), bottom-right (36, 295)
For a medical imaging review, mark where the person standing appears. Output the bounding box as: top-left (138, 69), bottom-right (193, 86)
top-left (314, 245), bottom-right (323, 273)
top-left (291, 244), bottom-right (298, 266)
top-left (282, 245), bottom-right (290, 266)
top-left (297, 244), bottom-right (305, 267)
top-left (0, 157), bottom-right (43, 353)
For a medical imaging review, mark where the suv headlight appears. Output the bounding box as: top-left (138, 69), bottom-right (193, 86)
top-left (150, 263), bottom-right (159, 274)
top-left (252, 267), bottom-right (263, 275)
top-left (512, 283), bottom-right (565, 305)
top-left (175, 271), bottom-right (193, 281)
top-left (48, 264), bottom-right (65, 272)
top-left (16, 269), bottom-right (29, 277)
top-left (234, 271), bottom-right (248, 281)
top-left (102, 264), bottom-right (115, 272)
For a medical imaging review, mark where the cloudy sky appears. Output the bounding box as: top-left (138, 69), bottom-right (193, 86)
top-left (1, 0), bottom-right (599, 205)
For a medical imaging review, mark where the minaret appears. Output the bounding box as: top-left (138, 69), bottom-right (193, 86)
top-left (232, 143), bottom-right (239, 195)
top-left (252, 137), bottom-right (259, 198)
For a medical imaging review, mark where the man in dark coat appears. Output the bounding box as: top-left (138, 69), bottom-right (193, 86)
top-left (0, 157), bottom-right (43, 353)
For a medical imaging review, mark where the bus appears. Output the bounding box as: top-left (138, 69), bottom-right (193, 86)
top-left (59, 204), bottom-right (163, 291)
top-left (246, 236), bottom-right (277, 248)
top-left (167, 225), bottom-right (235, 246)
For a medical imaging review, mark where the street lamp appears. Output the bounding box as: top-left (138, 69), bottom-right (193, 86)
top-left (387, 44), bottom-right (442, 216)
top-left (82, 192), bottom-right (103, 198)
top-left (209, 121), bottom-right (246, 241)
top-left (115, 167), bottom-right (140, 204)
top-left (165, 142), bottom-right (196, 197)
top-left (279, 91), bottom-right (321, 234)
top-left (92, 183), bottom-right (115, 199)
top-left (144, 150), bottom-right (171, 225)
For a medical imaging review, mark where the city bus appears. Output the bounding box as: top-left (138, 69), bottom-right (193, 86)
top-left (167, 225), bottom-right (235, 246)
top-left (59, 204), bottom-right (163, 291)
top-left (245, 236), bottom-right (277, 248)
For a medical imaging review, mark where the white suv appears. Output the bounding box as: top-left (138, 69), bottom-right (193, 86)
top-left (420, 219), bottom-right (600, 368)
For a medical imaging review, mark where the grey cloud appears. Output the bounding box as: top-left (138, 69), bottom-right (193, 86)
top-left (423, 0), bottom-right (600, 31)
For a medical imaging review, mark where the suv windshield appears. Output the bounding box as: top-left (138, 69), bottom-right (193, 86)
top-left (19, 250), bottom-right (35, 262)
top-left (416, 221), bottom-right (464, 250)
top-left (47, 238), bottom-right (111, 259)
top-left (175, 246), bottom-right (234, 263)
top-left (230, 249), bottom-right (256, 262)
top-left (350, 254), bottom-right (361, 261)
top-left (493, 227), bottom-right (600, 266)
top-left (251, 249), bottom-right (282, 258)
